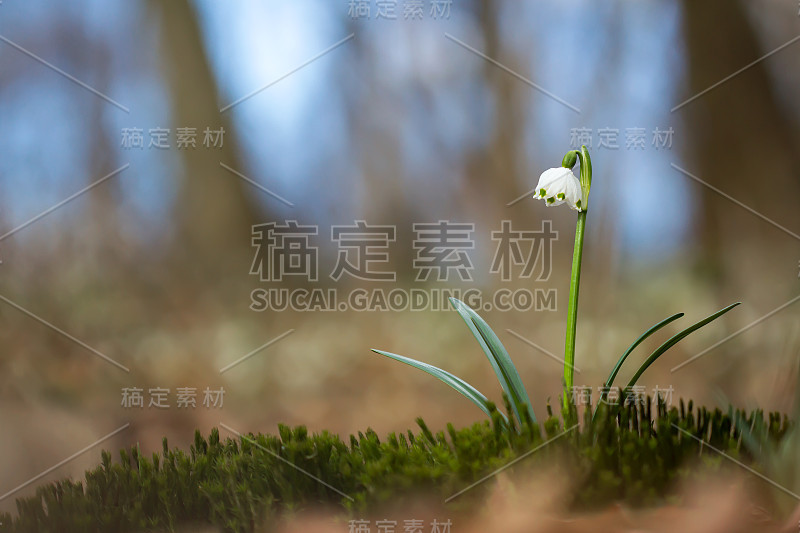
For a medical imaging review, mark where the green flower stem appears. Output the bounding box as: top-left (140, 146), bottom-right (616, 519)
top-left (562, 209), bottom-right (586, 413)
top-left (560, 145), bottom-right (591, 415)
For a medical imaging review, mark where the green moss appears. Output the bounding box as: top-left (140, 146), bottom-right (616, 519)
top-left (0, 398), bottom-right (790, 533)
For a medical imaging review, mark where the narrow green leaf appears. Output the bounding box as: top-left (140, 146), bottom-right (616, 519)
top-left (593, 312), bottom-right (684, 421)
top-left (605, 312), bottom-right (685, 391)
top-left (448, 298), bottom-right (521, 423)
top-left (624, 302), bottom-right (741, 393)
top-left (449, 298), bottom-right (536, 424)
top-left (371, 349), bottom-right (508, 424)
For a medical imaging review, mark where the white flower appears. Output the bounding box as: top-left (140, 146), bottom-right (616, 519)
top-left (533, 167), bottom-right (585, 211)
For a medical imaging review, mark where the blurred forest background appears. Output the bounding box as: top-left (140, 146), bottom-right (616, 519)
top-left (0, 0), bottom-right (799, 512)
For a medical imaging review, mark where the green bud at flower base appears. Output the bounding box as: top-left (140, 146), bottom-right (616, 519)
top-left (561, 150), bottom-right (578, 170)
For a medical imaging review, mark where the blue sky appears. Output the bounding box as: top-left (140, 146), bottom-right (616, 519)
top-left (0, 0), bottom-right (691, 261)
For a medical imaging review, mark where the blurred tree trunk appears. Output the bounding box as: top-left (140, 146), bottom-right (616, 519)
top-left (85, 40), bottom-right (123, 270)
top-left (147, 0), bottom-right (260, 282)
top-left (464, 0), bottom-right (531, 226)
top-left (680, 0), bottom-right (800, 297)
top-left (344, 18), bottom-right (419, 281)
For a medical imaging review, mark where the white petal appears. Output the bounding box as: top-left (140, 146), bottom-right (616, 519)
top-left (533, 167), bottom-right (585, 211)
top-left (563, 175), bottom-right (584, 211)
top-left (534, 167), bottom-right (574, 198)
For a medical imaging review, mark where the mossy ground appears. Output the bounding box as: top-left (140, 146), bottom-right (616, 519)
top-left (0, 397), bottom-right (790, 532)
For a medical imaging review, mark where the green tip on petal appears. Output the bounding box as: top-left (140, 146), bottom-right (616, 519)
top-left (539, 188), bottom-right (547, 196)
top-left (546, 197), bottom-right (555, 204)
top-left (557, 193), bottom-right (566, 200)
top-left (576, 199), bottom-right (582, 209)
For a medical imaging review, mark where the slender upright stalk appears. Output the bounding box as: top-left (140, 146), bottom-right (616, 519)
top-left (560, 145), bottom-right (591, 415)
top-left (562, 210), bottom-right (586, 412)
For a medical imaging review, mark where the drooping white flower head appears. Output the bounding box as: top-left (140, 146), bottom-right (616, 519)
top-left (533, 167), bottom-right (585, 211)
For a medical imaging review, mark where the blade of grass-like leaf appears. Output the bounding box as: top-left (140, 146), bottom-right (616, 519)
top-left (624, 302), bottom-right (740, 394)
top-left (371, 349), bottom-right (508, 424)
top-left (447, 299), bottom-right (522, 424)
top-left (604, 313), bottom-right (685, 392)
top-left (593, 312), bottom-right (684, 421)
top-left (449, 298), bottom-right (536, 424)
top-left (604, 313), bottom-right (684, 389)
